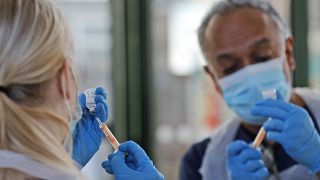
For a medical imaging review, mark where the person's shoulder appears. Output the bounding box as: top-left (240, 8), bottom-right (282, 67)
top-left (182, 120), bottom-right (238, 161)
top-left (294, 87), bottom-right (320, 111)
top-left (180, 138), bottom-right (211, 180)
top-left (180, 120), bottom-right (240, 180)
top-left (182, 137), bottom-right (211, 164)
top-left (187, 138), bottom-right (211, 158)
top-left (294, 87), bottom-right (320, 99)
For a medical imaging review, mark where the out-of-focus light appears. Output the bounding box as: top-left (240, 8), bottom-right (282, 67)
top-left (168, 1), bottom-right (222, 76)
top-left (156, 125), bottom-right (175, 145)
top-left (55, 0), bottom-right (109, 2)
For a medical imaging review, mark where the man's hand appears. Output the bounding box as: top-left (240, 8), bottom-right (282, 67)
top-left (252, 92), bottom-right (320, 173)
top-left (227, 140), bottom-right (268, 180)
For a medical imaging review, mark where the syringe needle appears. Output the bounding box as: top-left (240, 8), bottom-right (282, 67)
top-left (96, 117), bottom-right (103, 126)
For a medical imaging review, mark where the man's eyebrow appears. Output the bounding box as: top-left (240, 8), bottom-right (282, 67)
top-left (214, 38), bottom-right (271, 62)
top-left (216, 53), bottom-right (233, 62)
top-left (250, 38), bottom-right (271, 48)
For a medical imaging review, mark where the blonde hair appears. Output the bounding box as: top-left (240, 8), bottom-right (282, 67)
top-left (0, 0), bottom-right (84, 179)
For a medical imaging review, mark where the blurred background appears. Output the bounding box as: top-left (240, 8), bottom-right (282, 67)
top-left (54, 0), bottom-right (319, 179)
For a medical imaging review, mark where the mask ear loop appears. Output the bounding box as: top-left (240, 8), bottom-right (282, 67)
top-left (68, 100), bottom-right (82, 135)
top-left (60, 70), bottom-right (74, 152)
top-left (61, 60), bottom-right (82, 154)
top-left (61, 68), bottom-right (73, 122)
top-left (64, 59), bottom-right (81, 122)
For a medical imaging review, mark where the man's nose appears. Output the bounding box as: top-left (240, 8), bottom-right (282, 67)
top-left (242, 57), bottom-right (252, 67)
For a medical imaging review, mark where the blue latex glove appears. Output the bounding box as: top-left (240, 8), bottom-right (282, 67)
top-left (251, 92), bottom-right (320, 173)
top-left (72, 87), bottom-right (108, 167)
top-left (102, 141), bottom-right (164, 180)
top-left (227, 140), bottom-right (268, 180)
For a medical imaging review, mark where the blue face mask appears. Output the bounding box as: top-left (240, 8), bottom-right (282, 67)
top-left (218, 56), bottom-right (292, 125)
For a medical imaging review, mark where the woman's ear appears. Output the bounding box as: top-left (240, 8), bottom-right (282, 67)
top-left (57, 62), bottom-right (71, 100)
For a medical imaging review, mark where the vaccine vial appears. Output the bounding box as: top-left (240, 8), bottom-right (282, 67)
top-left (262, 89), bottom-right (277, 100)
top-left (84, 88), bottom-right (96, 113)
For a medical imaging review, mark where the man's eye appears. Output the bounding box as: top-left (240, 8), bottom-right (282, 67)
top-left (253, 56), bottom-right (271, 63)
top-left (223, 65), bottom-right (240, 76)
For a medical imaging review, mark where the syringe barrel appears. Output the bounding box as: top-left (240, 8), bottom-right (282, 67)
top-left (100, 123), bottom-right (120, 151)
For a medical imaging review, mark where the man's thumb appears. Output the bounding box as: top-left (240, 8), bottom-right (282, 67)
top-left (110, 151), bottom-right (129, 173)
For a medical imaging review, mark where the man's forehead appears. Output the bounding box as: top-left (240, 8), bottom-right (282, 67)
top-left (204, 7), bottom-right (279, 56)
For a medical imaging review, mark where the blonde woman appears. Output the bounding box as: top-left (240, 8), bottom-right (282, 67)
top-left (0, 0), bottom-right (163, 180)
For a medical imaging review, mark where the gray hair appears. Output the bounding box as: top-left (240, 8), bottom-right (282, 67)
top-left (198, 0), bottom-right (291, 54)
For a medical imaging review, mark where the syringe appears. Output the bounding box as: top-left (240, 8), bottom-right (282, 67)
top-left (252, 89), bottom-right (277, 148)
top-left (96, 117), bottom-right (120, 151)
